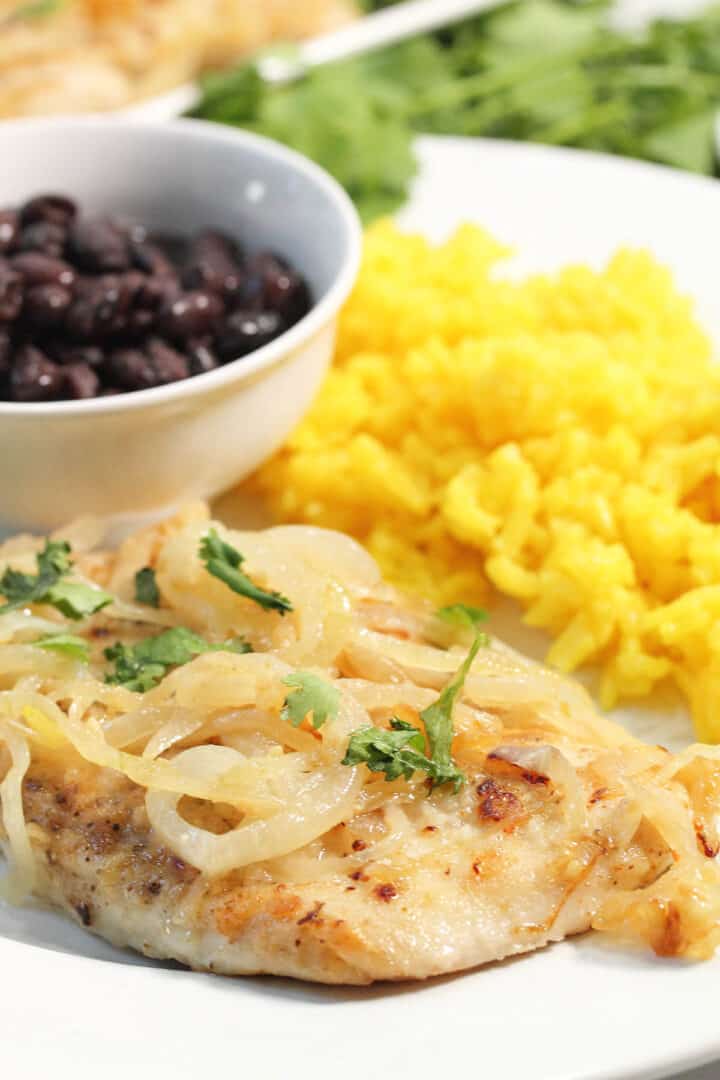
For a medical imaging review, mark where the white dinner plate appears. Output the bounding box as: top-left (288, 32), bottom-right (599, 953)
top-left (2, 136), bottom-right (720, 1080)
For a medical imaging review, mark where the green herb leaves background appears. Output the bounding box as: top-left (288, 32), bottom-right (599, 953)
top-left (190, 0), bottom-right (720, 221)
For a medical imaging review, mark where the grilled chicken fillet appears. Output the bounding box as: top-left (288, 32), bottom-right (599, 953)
top-left (7, 734), bottom-right (701, 984)
top-left (1, 509), bottom-right (719, 984)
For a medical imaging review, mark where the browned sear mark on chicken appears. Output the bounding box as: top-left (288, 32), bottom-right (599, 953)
top-left (589, 787), bottom-right (609, 805)
top-left (476, 778), bottom-right (522, 823)
top-left (694, 820), bottom-right (719, 859)
top-left (652, 900), bottom-right (685, 957)
top-left (297, 902), bottom-right (325, 926)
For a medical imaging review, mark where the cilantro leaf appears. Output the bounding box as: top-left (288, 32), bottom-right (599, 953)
top-left (104, 627), bottom-right (252, 692)
top-left (281, 672), bottom-right (340, 729)
top-left (343, 717), bottom-right (452, 784)
top-left (0, 540), bottom-right (70, 611)
top-left (437, 604), bottom-right (489, 632)
top-left (43, 581), bottom-right (113, 620)
top-left (199, 529), bottom-right (293, 615)
top-left (0, 540), bottom-right (112, 619)
top-left (5, 0), bottom-right (65, 23)
top-left (342, 632), bottom-right (485, 792)
top-left (134, 567), bottom-right (160, 608)
top-left (33, 633), bottom-right (90, 662)
top-left (419, 633), bottom-right (483, 786)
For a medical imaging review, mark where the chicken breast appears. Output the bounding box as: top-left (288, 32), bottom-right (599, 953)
top-left (1, 509), bottom-right (719, 984)
top-left (10, 732), bottom-right (696, 984)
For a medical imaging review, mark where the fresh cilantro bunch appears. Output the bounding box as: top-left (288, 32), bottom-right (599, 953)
top-left (190, 0), bottom-right (720, 221)
top-left (0, 540), bottom-right (113, 620)
top-left (104, 627), bottom-right (252, 692)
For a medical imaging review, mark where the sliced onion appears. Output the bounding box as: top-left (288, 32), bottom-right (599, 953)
top-left (206, 708), bottom-right (318, 754)
top-left (0, 722), bottom-right (35, 900)
top-left (0, 612), bottom-right (65, 643)
top-left (263, 525), bottom-right (382, 592)
top-left (143, 710), bottom-right (205, 761)
top-left (17, 691), bottom-right (285, 810)
top-left (146, 744), bottom-right (363, 876)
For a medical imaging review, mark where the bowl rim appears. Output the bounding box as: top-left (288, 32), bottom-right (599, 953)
top-left (0, 116), bottom-right (362, 418)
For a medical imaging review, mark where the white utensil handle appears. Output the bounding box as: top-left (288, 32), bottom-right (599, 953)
top-left (258, 0), bottom-right (498, 82)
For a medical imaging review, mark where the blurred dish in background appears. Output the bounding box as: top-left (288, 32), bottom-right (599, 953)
top-left (0, 0), bottom-right (356, 117)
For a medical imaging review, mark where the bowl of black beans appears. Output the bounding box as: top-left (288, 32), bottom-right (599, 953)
top-left (1, 200), bottom-right (314, 402)
top-left (0, 118), bottom-right (361, 533)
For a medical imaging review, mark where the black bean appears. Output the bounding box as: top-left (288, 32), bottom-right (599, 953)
top-left (233, 272), bottom-right (265, 310)
top-left (243, 252), bottom-right (310, 324)
top-left (112, 217), bottom-right (147, 245)
top-left (215, 309), bottom-right (283, 360)
top-left (0, 260), bottom-right (23, 322)
top-left (126, 308), bottom-right (156, 337)
top-left (20, 194), bottom-right (76, 228)
top-left (137, 274), bottom-right (181, 312)
top-left (22, 283), bottom-right (72, 330)
top-left (146, 338), bottom-right (190, 383)
top-left (159, 290), bottom-right (224, 341)
top-left (68, 217), bottom-right (130, 272)
top-left (66, 272), bottom-right (140, 339)
top-left (65, 298), bottom-right (98, 340)
top-left (100, 386), bottom-right (122, 396)
top-left (182, 230), bottom-right (242, 298)
top-left (0, 328), bottom-right (11, 376)
top-left (61, 362), bottom-right (100, 399)
top-left (186, 338), bottom-right (220, 375)
top-left (150, 232), bottom-right (187, 266)
top-left (0, 210), bottom-right (19, 254)
top-left (104, 347), bottom-right (158, 391)
top-left (264, 269), bottom-right (310, 325)
top-left (18, 221), bottom-right (66, 258)
top-left (10, 345), bottom-right (64, 402)
top-left (50, 343), bottom-right (104, 368)
top-left (11, 251), bottom-right (76, 289)
top-left (131, 240), bottom-right (176, 278)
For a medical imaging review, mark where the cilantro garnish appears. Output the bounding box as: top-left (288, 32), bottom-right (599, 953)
top-left (199, 529), bottom-right (293, 615)
top-left (281, 672), bottom-right (340, 729)
top-left (437, 603), bottom-right (488, 632)
top-left (104, 627), bottom-right (252, 692)
top-left (191, 2), bottom-right (720, 218)
top-left (0, 540), bottom-right (112, 620)
top-left (134, 567), bottom-right (160, 608)
top-left (33, 632), bottom-right (90, 662)
top-left (6, 0), bottom-right (65, 23)
top-left (343, 632), bottom-right (485, 792)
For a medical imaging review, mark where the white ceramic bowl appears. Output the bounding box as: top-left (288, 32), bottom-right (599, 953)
top-left (0, 118), bottom-right (361, 535)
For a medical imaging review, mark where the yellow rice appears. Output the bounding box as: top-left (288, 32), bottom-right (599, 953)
top-left (250, 221), bottom-right (720, 741)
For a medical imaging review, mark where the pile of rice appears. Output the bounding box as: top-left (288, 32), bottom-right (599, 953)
top-left (251, 222), bottom-right (720, 741)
